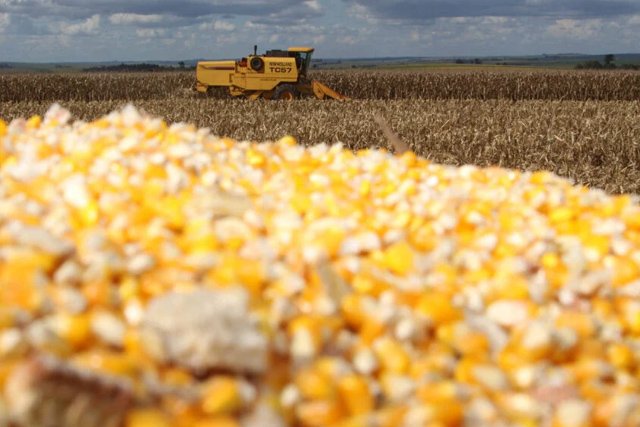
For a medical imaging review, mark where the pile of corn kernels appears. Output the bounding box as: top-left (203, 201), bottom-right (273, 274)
top-left (2, 104), bottom-right (640, 427)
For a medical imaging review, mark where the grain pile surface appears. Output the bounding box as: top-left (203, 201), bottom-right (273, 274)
top-left (2, 104), bottom-right (640, 427)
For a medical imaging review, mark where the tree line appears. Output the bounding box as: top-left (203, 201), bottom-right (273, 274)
top-left (576, 55), bottom-right (640, 70)
top-left (83, 62), bottom-right (195, 72)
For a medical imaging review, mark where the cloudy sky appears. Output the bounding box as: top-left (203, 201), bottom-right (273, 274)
top-left (1, 0), bottom-right (639, 62)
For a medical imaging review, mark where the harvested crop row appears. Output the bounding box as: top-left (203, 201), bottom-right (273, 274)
top-left (0, 72), bottom-right (194, 102)
top-left (2, 105), bottom-right (640, 427)
top-left (2, 69), bottom-right (640, 102)
top-left (3, 99), bottom-right (640, 194)
top-left (312, 69), bottom-right (640, 101)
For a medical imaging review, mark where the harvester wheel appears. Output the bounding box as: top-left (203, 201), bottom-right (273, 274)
top-left (250, 57), bottom-right (264, 71)
top-left (273, 85), bottom-right (297, 101)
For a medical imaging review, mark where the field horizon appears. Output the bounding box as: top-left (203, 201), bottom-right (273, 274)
top-left (3, 52), bottom-right (640, 73)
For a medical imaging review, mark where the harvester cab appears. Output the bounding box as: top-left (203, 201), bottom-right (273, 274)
top-left (195, 46), bottom-right (348, 100)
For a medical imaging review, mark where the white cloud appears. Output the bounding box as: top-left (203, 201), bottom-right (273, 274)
top-left (304, 0), bottom-right (322, 11)
top-left (0, 13), bottom-right (9, 32)
top-left (269, 34), bottom-right (279, 43)
top-left (59, 14), bottom-right (100, 36)
top-left (346, 3), bottom-right (380, 25)
top-left (109, 13), bottom-right (163, 25)
top-left (216, 33), bottom-right (238, 45)
top-left (199, 20), bottom-right (236, 31)
top-left (546, 19), bottom-right (602, 40)
top-left (136, 28), bottom-right (166, 38)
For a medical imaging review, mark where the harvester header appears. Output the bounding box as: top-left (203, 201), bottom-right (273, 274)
top-left (194, 46), bottom-right (349, 100)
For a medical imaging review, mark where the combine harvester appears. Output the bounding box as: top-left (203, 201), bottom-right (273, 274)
top-left (194, 46), bottom-right (349, 100)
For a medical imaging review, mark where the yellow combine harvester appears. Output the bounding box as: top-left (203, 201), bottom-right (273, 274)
top-left (194, 46), bottom-right (349, 100)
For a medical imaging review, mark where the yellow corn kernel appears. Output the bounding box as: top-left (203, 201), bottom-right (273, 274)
top-left (201, 377), bottom-right (242, 416)
top-left (341, 294), bottom-right (366, 328)
top-left (454, 357), bottom-right (477, 384)
top-left (0, 120), bottom-right (6, 136)
top-left (416, 381), bottom-right (460, 404)
top-left (53, 313), bottom-right (92, 350)
top-left (83, 280), bottom-right (113, 307)
top-left (580, 379), bottom-right (610, 403)
top-left (0, 279), bottom-right (39, 312)
top-left (415, 294), bottom-right (462, 326)
top-left (581, 234), bottom-right (610, 258)
top-left (381, 241), bottom-right (414, 275)
top-left (0, 308), bottom-right (15, 329)
top-left (291, 193), bottom-right (312, 213)
top-left (0, 361), bottom-right (19, 390)
top-left (374, 338), bottom-right (410, 374)
top-left (452, 330), bottom-right (490, 356)
top-left (295, 367), bottom-right (334, 401)
top-left (359, 180), bottom-right (371, 197)
top-left (611, 256), bottom-right (638, 288)
top-left (315, 357), bottom-right (347, 379)
top-left (247, 149), bottom-right (267, 167)
top-left (278, 135), bottom-right (297, 147)
top-left (125, 409), bottom-right (172, 427)
top-left (606, 343), bottom-right (635, 371)
top-left (123, 329), bottom-right (149, 360)
top-left (316, 226), bottom-right (346, 259)
top-left (576, 338), bottom-right (606, 359)
top-left (336, 414), bottom-right (371, 427)
top-left (78, 200), bottom-right (100, 227)
top-left (338, 375), bottom-right (374, 416)
top-left (193, 417), bottom-right (241, 427)
top-left (491, 274), bottom-right (531, 300)
top-left (359, 319), bottom-right (387, 345)
top-left (409, 348), bottom-right (455, 378)
top-left (421, 402), bottom-right (464, 426)
top-left (626, 310), bottom-right (640, 336)
top-left (555, 312), bottom-right (596, 339)
top-left (287, 316), bottom-right (323, 350)
top-left (26, 115), bottom-right (42, 129)
top-left (118, 276), bottom-right (140, 301)
top-left (73, 351), bottom-right (138, 378)
top-left (375, 405), bottom-right (408, 427)
top-left (352, 274), bottom-right (388, 297)
top-left (163, 367), bottom-right (194, 387)
top-left (570, 358), bottom-right (610, 383)
top-left (296, 400), bottom-right (344, 427)
top-left (549, 207), bottom-right (575, 224)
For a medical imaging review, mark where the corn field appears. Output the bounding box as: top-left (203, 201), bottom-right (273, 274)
top-left (2, 69), bottom-right (640, 101)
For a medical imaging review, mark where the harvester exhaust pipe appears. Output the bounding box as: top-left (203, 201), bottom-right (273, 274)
top-left (254, 45), bottom-right (257, 56)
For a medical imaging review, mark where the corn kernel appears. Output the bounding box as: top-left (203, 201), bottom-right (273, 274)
top-left (125, 409), bottom-right (172, 427)
top-left (416, 294), bottom-right (462, 326)
top-left (201, 377), bottom-right (242, 416)
top-left (26, 115), bottom-right (42, 129)
top-left (555, 312), bottom-right (596, 339)
top-left (52, 313), bottom-right (92, 349)
top-left (295, 368), bottom-right (334, 400)
top-left (374, 338), bottom-right (410, 374)
top-left (338, 375), bottom-right (374, 416)
top-left (296, 400), bottom-right (344, 427)
top-left (193, 417), bottom-right (241, 427)
top-left (381, 241), bottom-right (414, 275)
top-left (606, 344), bottom-right (635, 371)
